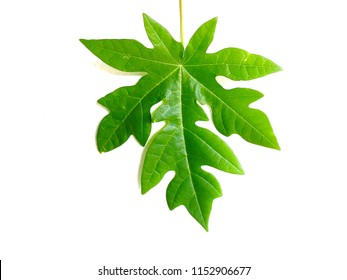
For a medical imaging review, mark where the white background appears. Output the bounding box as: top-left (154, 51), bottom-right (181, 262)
top-left (1, 0), bottom-right (346, 279)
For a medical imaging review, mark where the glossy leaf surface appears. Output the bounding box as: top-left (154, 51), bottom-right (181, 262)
top-left (81, 14), bottom-right (281, 230)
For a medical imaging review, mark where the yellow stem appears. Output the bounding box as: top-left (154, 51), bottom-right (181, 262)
top-left (179, 0), bottom-right (184, 45)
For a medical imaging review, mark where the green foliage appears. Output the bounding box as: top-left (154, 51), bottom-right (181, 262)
top-left (81, 14), bottom-right (281, 230)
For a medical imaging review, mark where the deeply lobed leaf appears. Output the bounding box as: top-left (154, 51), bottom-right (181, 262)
top-left (81, 14), bottom-right (281, 230)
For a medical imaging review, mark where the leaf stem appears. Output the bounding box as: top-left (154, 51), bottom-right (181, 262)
top-left (179, 0), bottom-right (184, 45)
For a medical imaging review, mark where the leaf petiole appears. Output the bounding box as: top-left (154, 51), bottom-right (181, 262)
top-left (179, 0), bottom-right (184, 45)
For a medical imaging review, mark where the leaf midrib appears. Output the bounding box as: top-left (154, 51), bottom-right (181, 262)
top-left (176, 67), bottom-right (207, 227)
top-left (186, 62), bottom-right (278, 69)
top-left (91, 45), bottom-right (178, 67)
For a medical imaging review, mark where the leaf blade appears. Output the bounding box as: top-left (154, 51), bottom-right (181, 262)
top-left (184, 17), bottom-right (218, 62)
top-left (82, 15), bottom-right (281, 230)
top-left (143, 13), bottom-right (183, 63)
top-left (97, 68), bottom-right (178, 152)
top-left (184, 69), bottom-right (280, 149)
top-left (186, 47), bottom-right (282, 80)
top-left (80, 39), bottom-right (177, 72)
top-left (141, 69), bottom-right (243, 230)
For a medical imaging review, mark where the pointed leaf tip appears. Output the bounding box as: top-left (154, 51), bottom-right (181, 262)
top-left (80, 39), bottom-right (92, 51)
top-left (142, 13), bottom-right (156, 26)
top-left (142, 13), bottom-right (149, 21)
top-left (272, 61), bottom-right (283, 73)
top-left (210, 17), bottom-right (218, 24)
top-left (79, 39), bottom-right (86, 46)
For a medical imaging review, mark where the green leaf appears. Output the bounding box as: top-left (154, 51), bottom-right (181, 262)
top-left (81, 14), bottom-right (281, 230)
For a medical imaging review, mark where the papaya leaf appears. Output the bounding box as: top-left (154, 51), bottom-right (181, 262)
top-left (80, 14), bottom-right (281, 230)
